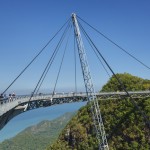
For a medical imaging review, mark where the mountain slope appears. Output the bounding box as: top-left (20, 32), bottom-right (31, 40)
top-left (0, 112), bottom-right (75, 150)
top-left (49, 74), bottom-right (150, 150)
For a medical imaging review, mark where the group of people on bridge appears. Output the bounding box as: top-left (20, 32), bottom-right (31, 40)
top-left (0, 93), bottom-right (16, 104)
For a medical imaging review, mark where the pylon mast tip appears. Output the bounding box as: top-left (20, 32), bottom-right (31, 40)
top-left (71, 13), bottom-right (76, 17)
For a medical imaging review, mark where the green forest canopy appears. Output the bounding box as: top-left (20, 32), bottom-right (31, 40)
top-left (101, 73), bottom-right (150, 92)
top-left (49, 73), bottom-right (150, 150)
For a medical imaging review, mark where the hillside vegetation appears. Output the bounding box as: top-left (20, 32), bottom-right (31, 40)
top-left (49, 73), bottom-right (150, 150)
top-left (101, 73), bottom-right (150, 92)
top-left (0, 112), bottom-right (75, 150)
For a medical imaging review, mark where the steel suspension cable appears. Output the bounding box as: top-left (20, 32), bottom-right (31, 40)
top-left (74, 33), bottom-right (77, 94)
top-left (79, 22), bottom-right (150, 129)
top-left (77, 15), bottom-right (150, 71)
top-left (78, 22), bottom-right (111, 78)
top-left (2, 21), bottom-right (71, 126)
top-left (35, 22), bottom-right (72, 95)
top-left (28, 22), bottom-right (71, 103)
top-left (2, 17), bottom-right (71, 95)
top-left (52, 25), bottom-right (72, 97)
top-left (35, 42), bottom-right (61, 95)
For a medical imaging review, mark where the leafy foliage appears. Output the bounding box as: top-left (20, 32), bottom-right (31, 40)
top-left (48, 105), bottom-right (98, 150)
top-left (101, 73), bottom-right (150, 92)
top-left (0, 112), bottom-right (75, 150)
top-left (49, 98), bottom-right (150, 150)
top-left (49, 73), bottom-right (150, 150)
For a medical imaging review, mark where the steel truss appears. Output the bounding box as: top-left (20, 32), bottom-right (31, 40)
top-left (72, 13), bottom-right (109, 150)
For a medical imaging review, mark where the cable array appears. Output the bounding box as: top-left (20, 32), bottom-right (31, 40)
top-left (78, 19), bottom-right (150, 129)
top-left (2, 18), bottom-right (71, 95)
top-left (77, 15), bottom-right (150, 71)
top-left (1, 13), bottom-right (150, 149)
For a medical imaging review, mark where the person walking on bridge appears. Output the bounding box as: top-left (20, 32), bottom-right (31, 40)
top-left (0, 94), bottom-right (4, 99)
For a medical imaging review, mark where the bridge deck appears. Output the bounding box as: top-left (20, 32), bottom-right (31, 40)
top-left (0, 91), bottom-right (150, 130)
top-left (0, 91), bottom-right (150, 116)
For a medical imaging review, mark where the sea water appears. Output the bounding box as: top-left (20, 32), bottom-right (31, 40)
top-left (0, 101), bottom-right (86, 142)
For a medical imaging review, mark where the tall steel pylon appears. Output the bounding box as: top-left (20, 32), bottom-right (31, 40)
top-left (72, 13), bottom-right (109, 150)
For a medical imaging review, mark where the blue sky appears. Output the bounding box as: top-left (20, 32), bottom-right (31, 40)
top-left (0, 0), bottom-right (150, 94)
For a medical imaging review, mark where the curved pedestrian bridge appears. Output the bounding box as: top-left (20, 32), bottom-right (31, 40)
top-left (0, 91), bottom-right (150, 130)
